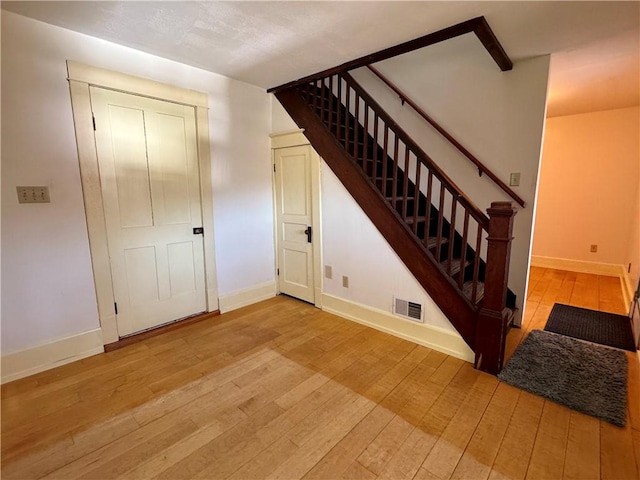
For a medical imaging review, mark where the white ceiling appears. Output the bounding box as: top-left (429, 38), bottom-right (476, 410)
top-left (2, 1), bottom-right (638, 117)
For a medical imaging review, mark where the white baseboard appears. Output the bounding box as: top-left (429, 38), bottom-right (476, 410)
top-left (218, 281), bottom-right (277, 314)
top-left (621, 270), bottom-right (635, 311)
top-left (321, 293), bottom-right (474, 363)
top-left (530, 255), bottom-right (624, 278)
top-left (1, 329), bottom-right (104, 384)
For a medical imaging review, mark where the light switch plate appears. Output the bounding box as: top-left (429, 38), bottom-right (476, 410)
top-left (17, 186), bottom-right (50, 203)
top-left (509, 173), bottom-right (521, 187)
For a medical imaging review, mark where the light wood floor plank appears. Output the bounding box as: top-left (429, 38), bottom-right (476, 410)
top-left (450, 382), bottom-right (520, 480)
top-left (633, 428), bottom-right (640, 480)
top-left (598, 275), bottom-right (626, 314)
top-left (264, 395), bottom-right (376, 480)
top-left (489, 392), bottom-right (544, 480)
top-left (357, 357), bottom-right (467, 476)
top-left (570, 272), bottom-right (600, 310)
top-left (340, 461), bottom-right (378, 480)
top-left (1, 270), bottom-right (634, 480)
top-left (421, 372), bottom-right (498, 479)
top-left (303, 349), bottom-right (437, 480)
top-left (302, 405), bottom-right (394, 480)
top-left (600, 419), bottom-right (638, 480)
top-left (556, 271), bottom-right (576, 305)
top-left (373, 377), bottom-right (455, 480)
top-left (540, 269), bottom-right (566, 307)
top-left (563, 411), bottom-right (600, 480)
top-left (370, 361), bottom-right (476, 478)
top-left (527, 268), bottom-right (554, 303)
top-left (525, 398), bottom-right (571, 480)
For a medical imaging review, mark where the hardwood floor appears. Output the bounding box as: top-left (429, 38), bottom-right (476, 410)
top-left (2, 267), bottom-right (639, 479)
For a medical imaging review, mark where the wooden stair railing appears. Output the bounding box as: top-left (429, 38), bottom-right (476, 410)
top-left (365, 65), bottom-right (526, 208)
top-left (307, 72), bottom-right (496, 300)
top-left (276, 72), bottom-right (516, 374)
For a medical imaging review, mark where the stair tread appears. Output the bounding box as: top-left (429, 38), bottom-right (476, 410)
top-left (462, 281), bottom-right (485, 303)
top-left (424, 237), bottom-right (448, 249)
top-left (386, 196), bottom-right (415, 202)
top-left (404, 216), bottom-right (427, 225)
top-left (441, 258), bottom-right (471, 275)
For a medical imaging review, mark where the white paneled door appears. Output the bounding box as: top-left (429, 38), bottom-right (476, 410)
top-left (91, 87), bottom-right (206, 336)
top-left (274, 145), bottom-right (315, 303)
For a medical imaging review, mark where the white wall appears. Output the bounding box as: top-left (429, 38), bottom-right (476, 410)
top-left (532, 107), bottom-right (640, 283)
top-left (271, 97), bottom-right (299, 133)
top-left (1, 11), bottom-right (273, 355)
top-left (321, 165), bottom-right (462, 332)
top-left (349, 34), bottom-right (550, 323)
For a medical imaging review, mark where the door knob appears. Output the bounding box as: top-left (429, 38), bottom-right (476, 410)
top-left (304, 226), bottom-right (312, 243)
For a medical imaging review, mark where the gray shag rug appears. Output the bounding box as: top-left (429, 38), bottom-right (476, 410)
top-left (498, 330), bottom-right (628, 426)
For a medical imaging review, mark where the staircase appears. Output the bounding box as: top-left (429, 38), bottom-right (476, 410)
top-left (271, 19), bottom-right (519, 374)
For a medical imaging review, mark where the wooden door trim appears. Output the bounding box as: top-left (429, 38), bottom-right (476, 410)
top-left (68, 61), bottom-right (218, 345)
top-left (271, 134), bottom-right (323, 308)
top-left (67, 61), bottom-right (208, 108)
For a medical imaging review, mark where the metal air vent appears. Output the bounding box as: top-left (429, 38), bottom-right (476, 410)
top-left (393, 297), bottom-right (424, 323)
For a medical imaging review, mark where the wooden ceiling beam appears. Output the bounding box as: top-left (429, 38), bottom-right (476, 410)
top-left (268, 16), bottom-right (512, 94)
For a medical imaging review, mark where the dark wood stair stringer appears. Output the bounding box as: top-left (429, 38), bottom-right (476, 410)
top-left (303, 74), bottom-right (517, 308)
top-left (276, 87), bottom-right (478, 349)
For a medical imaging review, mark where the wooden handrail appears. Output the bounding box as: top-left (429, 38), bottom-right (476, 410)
top-left (268, 16), bottom-right (512, 94)
top-left (340, 72), bottom-right (490, 228)
top-left (366, 65), bottom-right (526, 208)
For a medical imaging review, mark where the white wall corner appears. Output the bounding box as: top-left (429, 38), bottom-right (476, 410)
top-left (218, 282), bottom-right (277, 314)
top-left (321, 293), bottom-right (474, 363)
top-left (1, 329), bottom-right (104, 384)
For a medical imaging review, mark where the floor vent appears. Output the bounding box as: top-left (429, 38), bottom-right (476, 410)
top-left (394, 298), bottom-right (424, 323)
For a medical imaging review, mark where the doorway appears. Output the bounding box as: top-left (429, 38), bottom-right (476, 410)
top-left (68, 61), bottom-right (218, 344)
top-left (91, 87), bottom-right (207, 336)
top-left (271, 133), bottom-right (322, 307)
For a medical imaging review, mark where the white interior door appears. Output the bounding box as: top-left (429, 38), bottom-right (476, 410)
top-left (274, 145), bottom-right (315, 303)
top-left (91, 87), bottom-right (207, 336)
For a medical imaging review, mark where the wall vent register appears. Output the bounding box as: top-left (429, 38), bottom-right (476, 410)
top-left (394, 297), bottom-right (424, 323)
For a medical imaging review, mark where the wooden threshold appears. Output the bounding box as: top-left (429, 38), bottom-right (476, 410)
top-left (103, 310), bottom-right (220, 352)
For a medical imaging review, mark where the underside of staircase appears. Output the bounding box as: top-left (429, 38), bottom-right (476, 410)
top-left (270, 18), bottom-right (519, 374)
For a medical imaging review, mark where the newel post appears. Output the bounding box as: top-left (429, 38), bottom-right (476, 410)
top-left (475, 201), bottom-right (517, 375)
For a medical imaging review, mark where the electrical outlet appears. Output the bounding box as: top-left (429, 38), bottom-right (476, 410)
top-left (509, 173), bottom-right (521, 187)
top-left (342, 275), bottom-right (349, 288)
top-left (325, 265), bottom-right (333, 279)
top-left (590, 244), bottom-right (598, 253)
top-left (17, 186), bottom-right (50, 203)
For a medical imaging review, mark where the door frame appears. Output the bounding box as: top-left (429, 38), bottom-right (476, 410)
top-left (67, 61), bottom-right (218, 344)
top-left (270, 131), bottom-right (323, 308)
